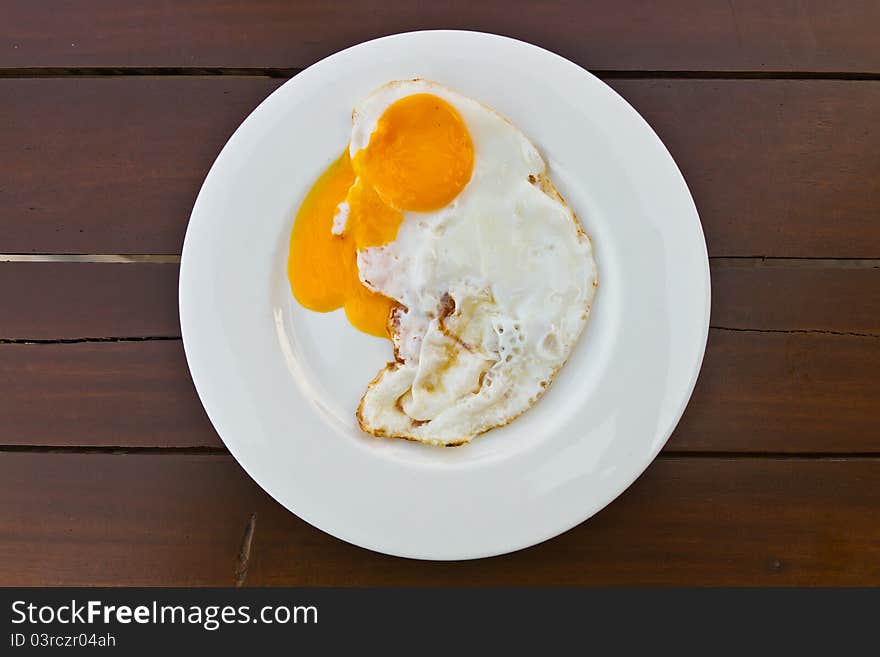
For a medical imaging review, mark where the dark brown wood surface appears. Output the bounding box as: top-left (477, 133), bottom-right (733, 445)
top-left (674, 330), bottom-right (880, 453)
top-left (709, 259), bottom-right (880, 334)
top-left (1, 453), bottom-right (877, 585)
top-left (3, 78), bottom-right (879, 256)
top-left (0, 341), bottom-right (218, 449)
top-left (3, 1), bottom-right (879, 72)
top-left (0, 263), bottom-right (181, 339)
top-left (0, 78), bottom-right (281, 254)
top-left (1, 2), bottom-right (877, 586)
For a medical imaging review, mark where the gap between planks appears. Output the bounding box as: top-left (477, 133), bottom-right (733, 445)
top-left (3, 255), bottom-right (880, 267)
top-left (0, 445), bottom-right (877, 459)
top-left (0, 336), bottom-right (180, 344)
top-left (711, 326), bottom-right (879, 338)
top-left (1, 67), bottom-right (880, 81)
top-left (0, 254), bottom-right (181, 263)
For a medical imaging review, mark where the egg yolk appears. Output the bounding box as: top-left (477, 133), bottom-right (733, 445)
top-left (287, 93), bottom-right (474, 338)
top-left (353, 94), bottom-right (474, 212)
top-left (287, 151), bottom-right (396, 337)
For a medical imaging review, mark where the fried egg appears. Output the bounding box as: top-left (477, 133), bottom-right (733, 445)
top-left (288, 80), bottom-right (597, 446)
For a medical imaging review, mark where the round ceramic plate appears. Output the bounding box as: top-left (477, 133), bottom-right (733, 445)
top-left (180, 30), bottom-right (710, 560)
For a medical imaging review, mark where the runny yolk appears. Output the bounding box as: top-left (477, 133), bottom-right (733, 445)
top-left (353, 93), bottom-right (474, 212)
top-left (286, 151), bottom-right (397, 337)
top-left (287, 93), bottom-right (474, 338)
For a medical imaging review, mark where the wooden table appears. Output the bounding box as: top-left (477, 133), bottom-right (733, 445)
top-left (2, 1), bottom-right (878, 586)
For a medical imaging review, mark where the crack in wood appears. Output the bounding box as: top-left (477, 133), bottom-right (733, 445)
top-left (0, 445), bottom-right (227, 454)
top-left (0, 254), bottom-right (182, 263)
top-left (711, 326), bottom-right (879, 338)
top-left (0, 336), bottom-right (180, 344)
top-left (233, 513), bottom-right (257, 588)
top-left (3, 325), bottom-right (878, 345)
top-left (710, 257), bottom-right (880, 269)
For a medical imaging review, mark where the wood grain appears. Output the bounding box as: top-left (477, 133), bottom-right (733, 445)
top-left (2, 260), bottom-right (877, 340)
top-left (710, 260), bottom-right (880, 335)
top-left (605, 79), bottom-right (880, 258)
top-left (2, 78), bottom-right (878, 256)
top-left (670, 330), bottom-right (880, 453)
top-left (1, 329), bottom-right (877, 452)
top-left (0, 263), bottom-right (180, 339)
top-left (1, 452), bottom-right (876, 585)
top-left (3, 1), bottom-right (878, 72)
top-left (0, 78), bottom-right (282, 255)
top-left (0, 341), bottom-right (220, 448)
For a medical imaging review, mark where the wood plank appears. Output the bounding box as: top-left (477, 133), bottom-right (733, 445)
top-left (2, 78), bottom-right (878, 256)
top-left (3, 1), bottom-right (878, 72)
top-left (605, 79), bottom-right (880, 258)
top-left (1, 452), bottom-right (876, 585)
top-left (0, 454), bottom-right (245, 586)
top-left (2, 260), bottom-right (877, 340)
top-left (0, 263), bottom-right (179, 339)
top-left (0, 329), bottom-right (877, 452)
top-left (0, 78), bottom-right (282, 255)
top-left (670, 330), bottom-right (880, 453)
top-left (709, 260), bottom-right (880, 334)
top-left (0, 341), bottom-right (220, 449)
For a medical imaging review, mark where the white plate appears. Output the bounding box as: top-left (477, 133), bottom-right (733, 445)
top-left (180, 31), bottom-right (710, 560)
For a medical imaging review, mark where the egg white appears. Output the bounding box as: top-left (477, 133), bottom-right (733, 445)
top-left (349, 80), bottom-right (598, 445)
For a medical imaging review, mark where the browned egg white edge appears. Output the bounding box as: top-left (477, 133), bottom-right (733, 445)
top-left (354, 168), bottom-right (598, 447)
